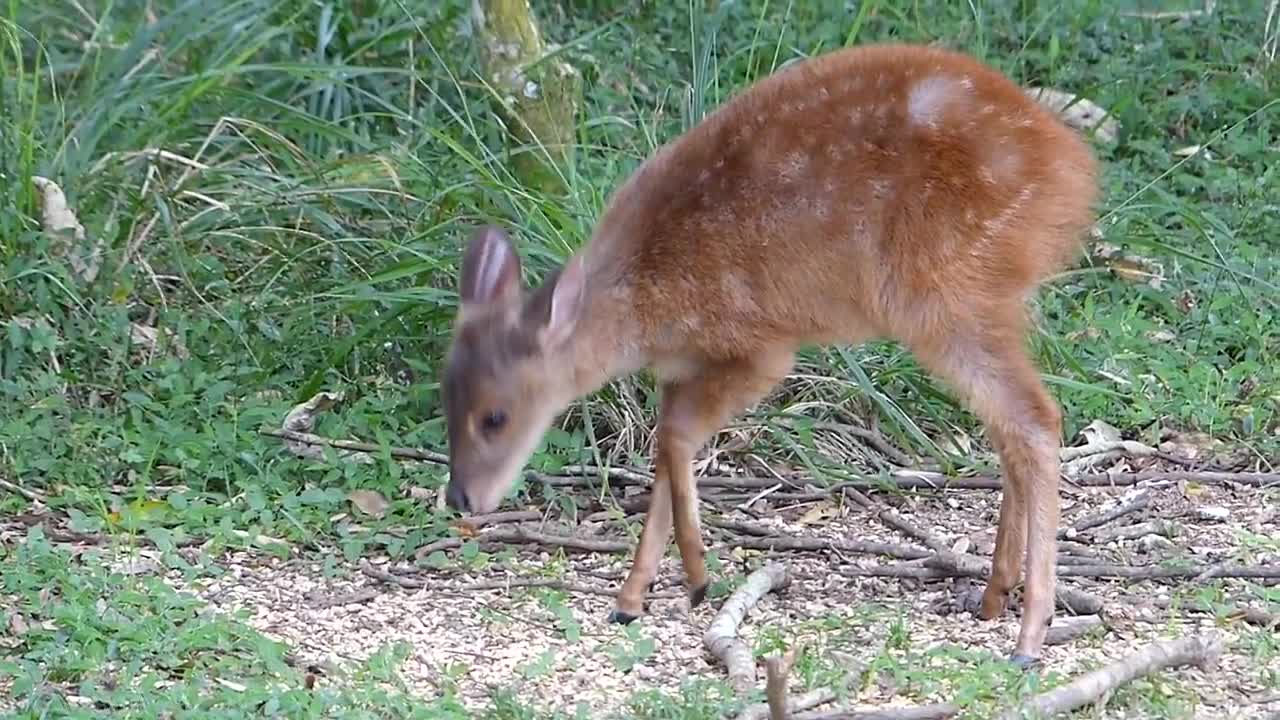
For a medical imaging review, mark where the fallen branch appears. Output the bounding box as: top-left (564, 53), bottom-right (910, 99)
top-left (452, 577), bottom-right (680, 599)
top-left (456, 510), bottom-right (543, 528)
top-left (1057, 563), bottom-right (1280, 581)
top-left (1144, 597), bottom-right (1278, 629)
top-left (875, 508), bottom-right (952, 553)
top-left (795, 703), bottom-right (960, 720)
top-left (264, 426), bottom-right (446, 464)
top-left (1045, 615), bottom-right (1105, 646)
top-left (705, 563), bottom-right (791, 693)
top-left (734, 535), bottom-right (932, 561)
top-left (360, 559), bottom-right (426, 589)
top-left (261, 424), bottom-right (1280, 494)
top-left (0, 477), bottom-right (48, 504)
top-left (1087, 519), bottom-right (1178, 544)
top-left (1001, 633), bottom-right (1222, 719)
top-left (308, 587), bottom-right (380, 609)
top-left (415, 527), bottom-right (631, 561)
top-left (922, 553), bottom-right (1104, 614)
top-left (1059, 490), bottom-right (1150, 538)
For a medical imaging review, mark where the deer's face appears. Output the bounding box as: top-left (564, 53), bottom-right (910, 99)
top-left (441, 226), bottom-right (585, 515)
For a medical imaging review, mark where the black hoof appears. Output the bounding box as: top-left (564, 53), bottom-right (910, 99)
top-left (1009, 653), bottom-right (1041, 670)
top-left (689, 582), bottom-right (709, 609)
top-left (607, 608), bottom-right (639, 625)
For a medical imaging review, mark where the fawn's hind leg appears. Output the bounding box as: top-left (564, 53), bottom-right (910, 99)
top-left (610, 349), bottom-right (793, 622)
top-left (912, 316), bottom-right (1062, 665)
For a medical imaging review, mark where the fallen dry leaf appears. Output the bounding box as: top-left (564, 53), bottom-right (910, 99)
top-left (7, 613), bottom-right (31, 638)
top-left (347, 490), bottom-right (391, 519)
top-left (32, 176), bottom-right (103, 283)
top-left (130, 322), bottom-right (191, 360)
top-left (1025, 87), bottom-right (1120, 144)
top-left (796, 501), bottom-right (839, 526)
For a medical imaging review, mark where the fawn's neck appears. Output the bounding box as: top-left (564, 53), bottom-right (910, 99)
top-left (562, 263), bottom-right (647, 399)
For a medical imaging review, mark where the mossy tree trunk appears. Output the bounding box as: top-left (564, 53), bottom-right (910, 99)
top-left (472, 0), bottom-right (582, 195)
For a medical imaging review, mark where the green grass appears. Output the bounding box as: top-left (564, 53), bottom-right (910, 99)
top-left (1, 0), bottom-right (1277, 716)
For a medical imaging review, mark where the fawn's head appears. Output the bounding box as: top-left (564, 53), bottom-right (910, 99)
top-left (442, 225), bottom-right (586, 514)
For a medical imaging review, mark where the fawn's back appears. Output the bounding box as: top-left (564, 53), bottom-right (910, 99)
top-left (582, 43), bottom-right (1098, 369)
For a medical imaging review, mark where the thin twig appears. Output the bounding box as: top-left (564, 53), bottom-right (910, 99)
top-left (456, 510), bottom-right (543, 528)
top-left (453, 577), bottom-right (680, 599)
top-left (1087, 520), bottom-right (1178, 544)
top-left (0, 477), bottom-right (47, 504)
top-left (795, 703), bottom-right (960, 720)
top-left (874, 508), bottom-right (951, 552)
top-left (260, 428), bottom-right (1280, 492)
top-left (705, 563), bottom-right (791, 693)
top-left (1057, 563), bottom-right (1280, 581)
top-left (734, 535), bottom-right (932, 561)
top-left (1045, 615), bottom-right (1105, 646)
top-left (1001, 633), bottom-right (1222, 719)
top-left (1059, 490), bottom-right (1150, 538)
top-left (1144, 597), bottom-right (1279, 629)
top-left (415, 527), bottom-right (631, 561)
top-left (308, 587), bottom-right (380, 609)
top-left (360, 559), bottom-right (425, 589)
top-left (262, 427), bottom-right (447, 463)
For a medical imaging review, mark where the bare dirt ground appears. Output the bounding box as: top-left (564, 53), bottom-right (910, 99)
top-left (169, 473), bottom-right (1280, 719)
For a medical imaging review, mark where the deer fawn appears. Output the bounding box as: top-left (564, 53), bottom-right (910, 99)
top-left (441, 42), bottom-right (1099, 666)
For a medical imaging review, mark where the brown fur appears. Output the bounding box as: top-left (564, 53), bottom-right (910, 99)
top-left (442, 43), bottom-right (1099, 664)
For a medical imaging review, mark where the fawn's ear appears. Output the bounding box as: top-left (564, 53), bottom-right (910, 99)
top-left (459, 225), bottom-right (522, 306)
top-left (527, 254), bottom-right (585, 350)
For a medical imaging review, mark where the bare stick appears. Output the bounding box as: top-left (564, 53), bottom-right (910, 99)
top-left (794, 703), bottom-right (960, 720)
top-left (1145, 597), bottom-right (1278, 629)
top-left (261, 428), bottom-right (1280, 493)
top-left (0, 477), bottom-right (47, 504)
top-left (308, 587), bottom-right (380, 609)
top-left (705, 563), bottom-right (791, 693)
top-left (921, 553), bottom-right (1104, 614)
top-left (457, 510), bottom-right (543, 528)
top-left (415, 527), bottom-right (631, 561)
top-left (263, 426), bottom-right (447, 464)
top-left (875, 508), bottom-right (951, 552)
top-left (1057, 563), bottom-right (1280, 581)
top-left (733, 535), bottom-right (932, 561)
top-left (1088, 520), bottom-right (1177, 544)
top-left (1001, 633), bottom-right (1222, 720)
top-left (1045, 615), bottom-right (1105, 646)
top-left (360, 559), bottom-right (426, 589)
top-left (453, 577), bottom-right (680, 599)
top-left (766, 648), bottom-right (798, 720)
top-left (1059, 490), bottom-right (1150, 538)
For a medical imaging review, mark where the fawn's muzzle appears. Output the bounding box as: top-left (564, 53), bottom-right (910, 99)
top-left (445, 480), bottom-right (471, 513)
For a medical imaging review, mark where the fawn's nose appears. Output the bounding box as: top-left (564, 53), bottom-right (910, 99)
top-left (445, 482), bottom-right (471, 513)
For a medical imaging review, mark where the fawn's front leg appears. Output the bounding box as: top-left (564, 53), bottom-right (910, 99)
top-left (912, 315), bottom-right (1062, 667)
top-left (610, 350), bottom-right (793, 623)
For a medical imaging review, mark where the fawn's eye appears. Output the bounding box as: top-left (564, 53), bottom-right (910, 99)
top-left (481, 410), bottom-right (507, 433)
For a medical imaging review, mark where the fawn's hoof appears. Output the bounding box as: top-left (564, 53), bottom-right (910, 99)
top-left (607, 608), bottom-right (640, 625)
top-left (1009, 653), bottom-right (1041, 670)
top-left (688, 582), bottom-right (709, 609)
top-left (977, 588), bottom-right (1010, 620)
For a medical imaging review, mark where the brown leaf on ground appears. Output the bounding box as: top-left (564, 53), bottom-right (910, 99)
top-left (348, 490), bottom-right (391, 519)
